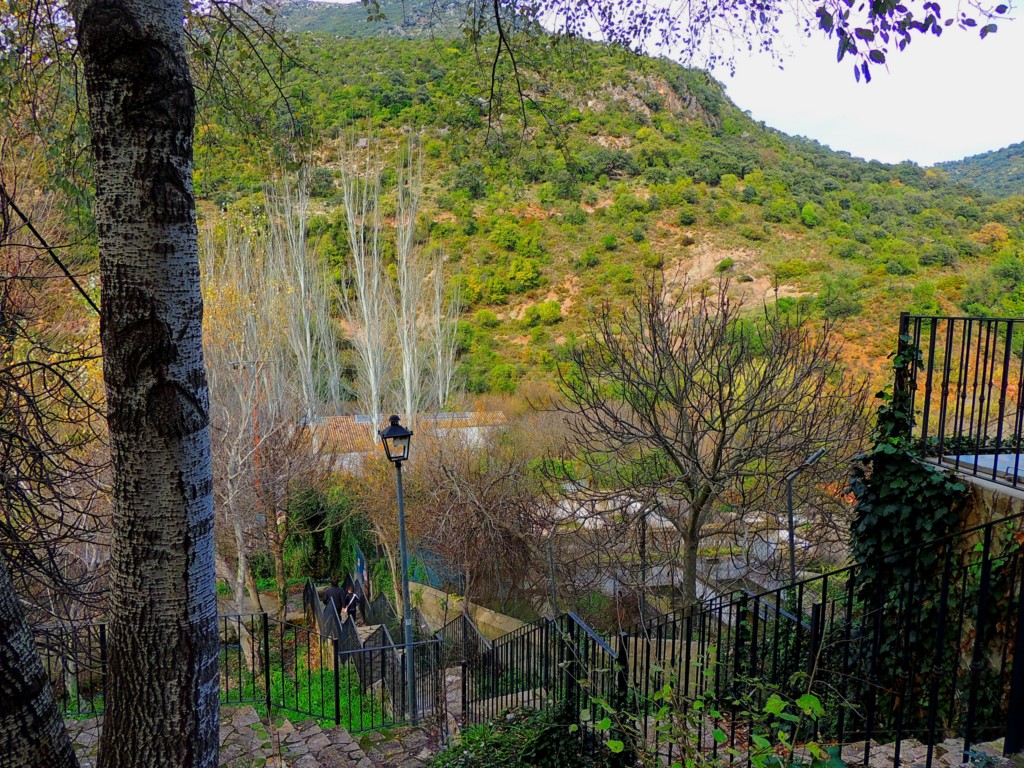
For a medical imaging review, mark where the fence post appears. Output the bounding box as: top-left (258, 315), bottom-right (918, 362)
top-left (99, 623), bottom-right (108, 704)
top-left (262, 612), bottom-right (272, 719)
top-left (564, 619), bottom-right (579, 721)
top-left (333, 636), bottom-right (341, 726)
top-left (807, 603), bottom-right (823, 679)
top-left (610, 632), bottom-right (635, 768)
top-left (964, 524), bottom-right (994, 758)
top-left (1004, 564), bottom-right (1024, 755)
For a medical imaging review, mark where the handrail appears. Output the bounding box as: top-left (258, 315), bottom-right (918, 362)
top-left (564, 611), bottom-right (617, 658)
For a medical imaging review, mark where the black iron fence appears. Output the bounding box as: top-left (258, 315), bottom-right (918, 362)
top-left (460, 511), bottom-right (1024, 767)
top-left (37, 611), bottom-right (444, 734)
top-left (901, 313), bottom-right (1024, 489)
top-left (35, 621), bottom-right (107, 717)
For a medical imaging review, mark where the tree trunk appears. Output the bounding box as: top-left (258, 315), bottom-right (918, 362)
top-left (69, 2), bottom-right (219, 766)
top-left (680, 521), bottom-right (701, 609)
top-left (273, 536), bottom-right (288, 623)
top-left (0, 552), bottom-right (79, 768)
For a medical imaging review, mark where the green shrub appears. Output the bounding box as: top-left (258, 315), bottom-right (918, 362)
top-left (643, 251), bottom-right (665, 269)
top-left (773, 258), bottom-right (811, 281)
top-left (487, 363), bottom-right (519, 394)
top-left (428, 704), bottom-right (600, 768)
top-left (601, 234), bottom-right (618, 251)
top-left (475, 309), bottom-right (500, 328)
top-left (563, 206), bottom-right (587, 226)
top-left (763, 199), bottom-right (798, 223)
top-left (524, 300), bottom-right (562, 327)
top-left (918, 242), bottom-right (958, 267)
top-left (576, 248), bottom-right (600, 270)
top-left (677, 205), bottom-right (698, 226)
top-left (800, 201), bottom-right (824, 228)
top-left (715, 257), bottom-right (735, 273)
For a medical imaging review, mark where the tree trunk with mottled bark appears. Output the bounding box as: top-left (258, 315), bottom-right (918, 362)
top-left (0, 551), bottom-right (79, 768)
top-left (68, 1), bottom-right (220, 766)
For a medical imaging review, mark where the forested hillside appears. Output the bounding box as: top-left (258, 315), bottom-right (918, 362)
top-left (188, 26), bottom-right (1024, 396)
top-left (278, 0), bottom-right (464, 38)
top-left (936, 141), bottom-right (1024, 197)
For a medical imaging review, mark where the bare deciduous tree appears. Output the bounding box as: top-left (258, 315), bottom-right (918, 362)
top-left (339, 143), bottom-right (394, 433)
top-left (553, 276), bottom-right (869, 607)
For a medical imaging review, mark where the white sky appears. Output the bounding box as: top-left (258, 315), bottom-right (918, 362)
top-left (703, 16), bottom-right (1024, 166)
top-left (303, 0), bottom-right (1024, 166)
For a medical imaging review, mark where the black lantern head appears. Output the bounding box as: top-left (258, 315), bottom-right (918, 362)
top-left (379, 415), bottom-right (413, 464)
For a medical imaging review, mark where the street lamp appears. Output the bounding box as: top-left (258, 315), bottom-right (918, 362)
top-left (785, 448), bottom-right (825, 585)
top-left (379, 415), bottom-right (417, 723)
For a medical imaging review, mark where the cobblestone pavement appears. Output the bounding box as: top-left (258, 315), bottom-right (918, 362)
top-left (65, 706), bottom-right (443, 768)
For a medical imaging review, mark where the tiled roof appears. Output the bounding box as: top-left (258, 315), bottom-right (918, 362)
top-left (309, 412), bottom-right (508, 456)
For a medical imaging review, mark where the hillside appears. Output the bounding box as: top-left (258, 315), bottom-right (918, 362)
top-left (279, 0), bottom-right (464, 38)
top-left (196, 31), bottom-right (1024, 396)
top-left (936, 141), bottom-right (1024, 197)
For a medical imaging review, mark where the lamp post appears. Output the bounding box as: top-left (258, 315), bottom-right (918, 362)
top-left (379, 414), bottom-right (417, 724)
top-left (785, 448), bottom-right (825, 585)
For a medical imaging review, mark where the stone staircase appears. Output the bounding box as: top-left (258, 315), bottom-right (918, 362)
top-left (64, 705), bottom-right (441, 768)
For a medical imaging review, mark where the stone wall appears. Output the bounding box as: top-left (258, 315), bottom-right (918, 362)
top-left (410, 582), bottom-right (523, 641)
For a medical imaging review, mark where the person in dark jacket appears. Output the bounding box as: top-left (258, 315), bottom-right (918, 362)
top-left (343, 586), bottom-right (363, 624)
top-left (322, 578), bottom-right (346, 616)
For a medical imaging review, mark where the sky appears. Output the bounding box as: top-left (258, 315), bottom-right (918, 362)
top-left (701, 15), bottom-right (1024, 166)
top-left (303, 0), bottom-right (1024, 167)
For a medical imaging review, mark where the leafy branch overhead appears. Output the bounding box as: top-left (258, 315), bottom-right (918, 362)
top-left (495, 0), bottom-right (1011, 81)
top-left (813, 0), bottom-right (1011, 81)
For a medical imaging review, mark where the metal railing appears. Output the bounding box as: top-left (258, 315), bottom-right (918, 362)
top-left (460, 511), bottom-right (1024, 767)
top-left (902, 313), bottom-right (1024, 489)
top-left (38, 611), bottom-right (444, 734)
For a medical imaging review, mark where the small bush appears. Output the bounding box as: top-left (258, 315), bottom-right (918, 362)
top-left (715, 257), bottom-right (735, 273)
top-left (563, 206), bottom-right (587, 226)
top-left (524, 300), bottom-right (562, 327)
top-left (576, 248), bottom-right (600, 270)
top-left (643, 251), bottom-right (665, 269)
top-left (601, 234), bottom-right (618, 251)
top-left (678, 206), bottom-right (698, 226)
top-left (475, 309), bottom-right (500, 328)
top-left (428, 704), bottom-right (602, 768)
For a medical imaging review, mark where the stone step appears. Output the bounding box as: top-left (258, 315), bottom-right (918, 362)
top-left (276, 717), bottom-right (378, 768)
top-left (356, 624), bottom-right (382, 644)
top-left (67, 705), bottom-right (444, 768)
top-left (219, 705), bottom-right (282, 768)
top-left (361, 725), bottom-right (439, 768)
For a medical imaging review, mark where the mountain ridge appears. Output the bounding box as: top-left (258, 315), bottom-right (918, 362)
top-left (935, 140), bottom-right (1024, 197)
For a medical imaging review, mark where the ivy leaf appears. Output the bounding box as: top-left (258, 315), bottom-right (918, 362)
top-left (763, 694), bottom-right (787, 715)
top-left (796, 693), bottom-right (825, 717)
top-left (596, 717), bottom-right (612, 731)
top-left (608, 740), bottom-right (625, 753)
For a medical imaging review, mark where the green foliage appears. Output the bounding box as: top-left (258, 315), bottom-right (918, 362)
top-left (475, 309), bottom-right (500, 328)
top-left (286, 485), bottom-right (367, 579)
top-left (524, 300), bottom-right (562, 327)
top-left (677, 205), bottom-right (698, 225)
top-left (429, 704), bottom-right (601, 768)
top-left (847, 337), bottom-right (968, 738)
top-left (180, 31), bottom-right (1024, 396)
top-left (800, 201), bottom-right (824, 228)
top-left (715, 257), bottom-right (735, 273)
top-left (936, 139), bottom-right (1024, 197)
